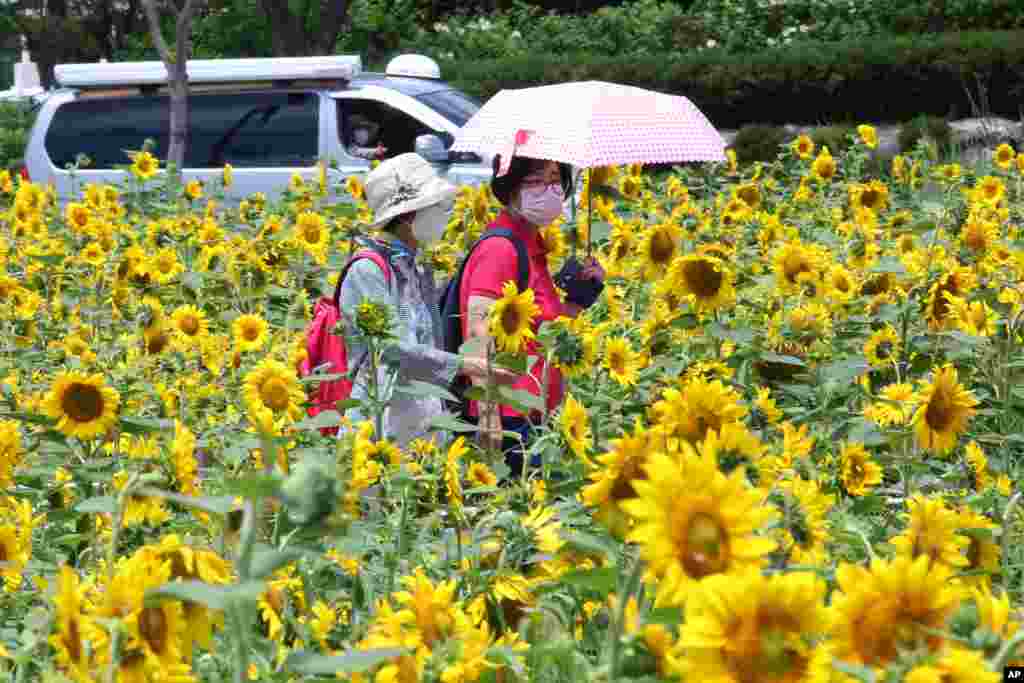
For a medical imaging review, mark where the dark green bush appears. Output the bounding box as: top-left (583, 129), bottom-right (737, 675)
top-left (731, 124), bottom-right (792, 164)
top-left (898, 115), bottom-right (954, 156)
top-left (810, 125), bottom-right (857, 157)
top-left (0, 101), bottom-right (34, 170)
top-left (443, 30), bottom-right (1024, 128)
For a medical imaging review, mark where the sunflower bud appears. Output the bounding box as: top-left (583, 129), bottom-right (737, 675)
top-left (280, 456), bottom-right (338, 526)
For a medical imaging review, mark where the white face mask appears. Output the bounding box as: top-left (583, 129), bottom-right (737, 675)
top-left (353, 128), bottom-right (371, 145)
top-left (411, 202), bottom-right (450, 246)
top-left (518, 184), bottom-right (564, 226)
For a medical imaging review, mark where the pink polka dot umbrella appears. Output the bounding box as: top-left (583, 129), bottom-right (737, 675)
top-left (450, 80), bottom-right (726, 254)
top-left (450, 80), bottom-right (727, 170)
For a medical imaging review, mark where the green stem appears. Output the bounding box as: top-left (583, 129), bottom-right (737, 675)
top-left (231, 500), bottom-right (259, 683)
top-left (992, 628), bottom-right (1024, 671)
top-left (1001, 491), bottom-right (1022, 591)
top-left (608, 554), bottom-right (645, 681)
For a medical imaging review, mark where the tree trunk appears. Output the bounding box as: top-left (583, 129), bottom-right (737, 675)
top-left (142, 0), bottom-right (196, 176)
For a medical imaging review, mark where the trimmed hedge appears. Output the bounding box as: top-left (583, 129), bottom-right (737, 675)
top-left (443, 30), bottom-right (1024, 129)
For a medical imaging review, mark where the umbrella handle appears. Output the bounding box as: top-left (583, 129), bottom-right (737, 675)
top-left (586, 168), bottom-right (593, 260)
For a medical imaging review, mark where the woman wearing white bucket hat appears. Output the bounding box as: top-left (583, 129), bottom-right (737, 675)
top-left (336, 153), bottom-right (515, 446)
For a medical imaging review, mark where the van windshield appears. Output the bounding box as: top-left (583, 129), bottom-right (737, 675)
top-left (415, 89), bottom-right (480, 128)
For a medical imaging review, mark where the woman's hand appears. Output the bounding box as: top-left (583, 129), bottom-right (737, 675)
top-left (580, 256), bottom-right (605, 282)
top-left (460, 356), bottom-right (518, 385)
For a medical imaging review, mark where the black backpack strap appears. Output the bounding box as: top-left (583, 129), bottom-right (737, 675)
top-left (440, 226), bottom-right (530, 356)
top-left (478, 227), bottom-right (530, 293)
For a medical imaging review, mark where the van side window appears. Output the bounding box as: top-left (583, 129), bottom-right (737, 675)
top-left (45, 92), bottom-right (319, 170)
top-left (339, 99), bottom-right (434, 161)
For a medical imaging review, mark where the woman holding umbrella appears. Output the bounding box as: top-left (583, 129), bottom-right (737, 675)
top-left (457, 154), bottom-right (606, 476)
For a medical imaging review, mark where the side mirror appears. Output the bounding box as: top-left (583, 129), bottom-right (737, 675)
top-left (415, 133), bottom-right (449, 164)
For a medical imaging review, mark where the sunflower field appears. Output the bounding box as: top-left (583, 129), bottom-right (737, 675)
top-left (2, 127), bottom-right (1024, 683)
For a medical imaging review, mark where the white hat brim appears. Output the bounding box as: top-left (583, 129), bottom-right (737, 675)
top-left (366, 176), bottom-right (458, 230)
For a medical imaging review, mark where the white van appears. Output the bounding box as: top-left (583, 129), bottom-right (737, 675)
top-left (23, 54), bottom-right (494, 201)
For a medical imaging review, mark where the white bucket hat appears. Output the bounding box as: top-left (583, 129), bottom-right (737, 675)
top-left (365, 152), bottom-right (457, 230)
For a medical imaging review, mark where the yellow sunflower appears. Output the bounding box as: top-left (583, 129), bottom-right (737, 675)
top-left (621, 447), bottom-right (777, 607)
top-left (864, 325), bottom-right (901, 369)
top-left (811, 146), bottom-right (836, 182)
top-left (129, 151), bottom-right (159, 180)
top-left (791, 134), bottom-right (815, 160)
top-left (184, 179), bottom-right (203, 201)
top-left (488, 281), bottom-right (540, 354)
top-left (559, 392), bottom-right (592, 461)
top-left (466, 462), bottom-right (498, 488)
top-left (890, 494), bottom-right (968, 570)
top-left (905, 649), bottom-right (999, 683)
top-left (972, 175), bottom-right (1005, 206)
top-left (603, 336), bottom-right (643, 387)
top-left (773, 476), bottom-right (834, 567)
top-left (243, 358), bottom-right (305, 421)
top-left (637, 220), bottom-right (682, 280)
top-left (232, 313), bottom-right (270, 353)
top-left (43, 372), bottom-right (121, 440)
top-left (648, 377), bottom-right (747, 451)
top-left (857, 124), bottom-right (878, 149)
top-left (582, 417), bottom-right (653, 536)
top-left (839, 441), bottom-right (883, 496)
top-left (993, 143), bottom-right (1016, 170)
top-left (772, 240), bottom-right (820, 293)
top-left (293, 211), bottom-right (330, 260)
top-left (911, 364), bottom-right (978, 455)
top-left (49, 565), bottom-right (97, 680)
top-left (829, 555), bottom-right (959, 670)
top-left (664, 254), bottom-right (735, 313)
top-left (673, 568), bottom-right (831, 683)
top-left (958, 507), bottom-right (999, 589)
top-left (826, 264), bottom-right (858, 303)
top-left (170, 305), bottom-right (210, 348)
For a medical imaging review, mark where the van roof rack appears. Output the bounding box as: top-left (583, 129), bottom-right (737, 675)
top-left (54, 56), bottom-right (362, 89)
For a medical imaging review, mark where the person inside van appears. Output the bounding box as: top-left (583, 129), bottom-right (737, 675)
top-left (458, 153), bottom-right (605, 477)
top-left (348, 114), bottom-right (388, 161)
top-left (336, 153), bottom-right (515, 447)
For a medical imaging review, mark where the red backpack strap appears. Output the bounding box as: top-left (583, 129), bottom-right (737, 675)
top-left (332, 248), bottom-right (393, 305)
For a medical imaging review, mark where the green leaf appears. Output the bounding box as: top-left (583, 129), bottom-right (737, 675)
top-left (292, 411), bottom-right (344, 431)
top-left (0, 411), bottom-right (55, 426)
top-left (492, 352), bottom-right (529, 375)
top-left (181, 271), bottom-right (204, 293)
top-left (557, 567), bottom-right (619, 595)
top-left (428, 412), bottom-right (478, 433)
top-left (74, 496), bottom-right (116, 514)
top-left (145, 580), bottom-right (266, 610)
top-left (485, 645), bottom-right (527, 677)
top-left (135, 488), bottom-right (237, 515)
top-left (868, 256), bottom-right (907, 276)
top-left (223, 474), bottom-right (281, 499)
top-left (820, 358), bottom-right (869, 385)
top-left (249, 546), bottom-right (308, 580)
top-left (706, 322), bottom-right (755, 345)
top-left (299, 373), bottom-right (347, 384)
top-left (393, 380), bottom-right (459, 403)
top-left (496, 386), bottom-right (544, 413)
top-left (284, 649), bottom-right (406, 676)
top-left (759, 352), bottom-right (807, 367)
top-left (119, 416), bottom-right (173, 435)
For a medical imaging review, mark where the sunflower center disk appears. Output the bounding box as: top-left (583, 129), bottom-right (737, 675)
top-left (682, 259), bottom-right (723, 298)
top-left (62, 383), bottom-right (105, 423)
top-left (138, 606), bottom-right (169, 654)
top-left (180, 315), bottom-right (200, 336)
top-left (501, 307), bottom-right (522, 336)
top-left (650, 232), bottom-right (675, 265)
top-left (682, 512), bottom-right (728, 578)
top-left (261, 377), bottom-right (291, 412)
top-left (924, 391), bottom-right (954, 432)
